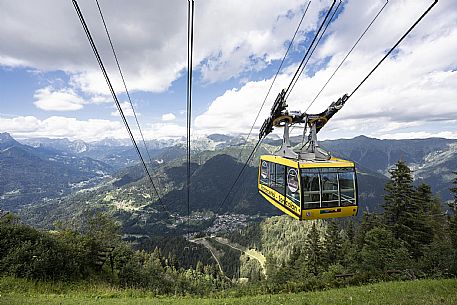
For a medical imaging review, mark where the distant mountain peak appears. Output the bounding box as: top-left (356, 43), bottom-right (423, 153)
top-left (0, 132), bottom-right (14, 142)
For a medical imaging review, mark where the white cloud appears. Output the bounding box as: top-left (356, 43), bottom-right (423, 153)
top-left (90, 95), bottom-right (112, 104)
top-left (33, 87), bottom-right (86, 111)
top-left (0, 0), bottom-right (330, 93)
top-left (1, 1), bottom-right (457, 141)
top-left (110, 102), bottom-right (137, 117)
top-left (143, 122), bottom-right (186, 139)
top-left (161, 113), bottom-right (176, 121)
top-left (194, 0), bottom-right (457, 140)
top-left (0, 116), bottom-right (125, 141)
top-left (0, 115), bottom-right (188, 141)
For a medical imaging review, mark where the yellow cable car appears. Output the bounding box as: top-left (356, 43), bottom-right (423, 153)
top-left (258, 91), bottom-right (358, 220)
top-left (258, 155), bottom-right (358, 220)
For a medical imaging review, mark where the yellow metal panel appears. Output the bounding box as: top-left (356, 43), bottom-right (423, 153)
top-left (260, 155), bottom-right (299, 168)
top-left (258, 183), bottom-right (301, 218)
top-left (301, 206), bottom-right (358, 220)
top-left (299, 157), bottom-right (354, 168)
top-left (259, 191), bottom-right (300, 220)
top-left (260, 155), bottom-right (354, 169)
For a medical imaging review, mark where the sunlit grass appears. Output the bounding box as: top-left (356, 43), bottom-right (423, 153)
top-left (0, 277), bottom-right (456, 305)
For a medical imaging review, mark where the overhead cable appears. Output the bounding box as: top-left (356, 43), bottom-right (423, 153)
top-left (240, 1), bottom-right (311, 160)
top-left (218, 1), bottom-right (313, 212)
top-left (186, 0), bottom-right (195, 236)
top-left (284, 0), bottom-right (336, 97)
top-left (286, 0), bottom-right (342, 101)
top-left (215, 138), bottom-right (263, 214)
top-left (305, 0), bottom-right (389, 112)
top-left (349, 0), bottom-right (438, 98)
top-left (72, 0), bottom-right (163, 205)
top-left (94, 0), bottom-right (163, 201)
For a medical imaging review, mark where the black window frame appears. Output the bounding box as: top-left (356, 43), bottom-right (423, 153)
top-left (300, 167), bottom-right (357, 210)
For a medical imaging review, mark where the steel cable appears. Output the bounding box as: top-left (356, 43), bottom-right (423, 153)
top-left (305, 0), bottom-right (389, 113)
top-left (186, 0), bottom-right (195, 236)
top-left (72, 0), bottom-right (163, 206)
top-left (285, 0), bottom-right (342, 101)
top-left (94, 0), bottom-right (163, 203)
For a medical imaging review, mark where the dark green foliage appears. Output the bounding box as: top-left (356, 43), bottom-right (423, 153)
top-left (0, 213), bottom-right (230, 296)
top-left (0, 222), bottom-right (85, 280)
top-left (304, 222), bottom-right (323, 276)
top-left (383, 161), bottom-right (433, 259)
top-left (359, 227), bottom-right (411, 274)
top-left (323, 221), bottom-right (342, 266)
top-left (138, 236), bottom-right (214, 269)
top-left (2, 162), bottom-right (457, 297)
top-left (223, 223), bottom-right (262, 250)
top-left (450, 171), bottom-right (457, 213)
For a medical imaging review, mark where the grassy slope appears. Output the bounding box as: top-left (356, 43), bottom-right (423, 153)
top-left (0, 278), bottom-right (456, 305)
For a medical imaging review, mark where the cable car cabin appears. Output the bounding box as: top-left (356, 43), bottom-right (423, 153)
top-left (258, 155), bottom-right (358, 220)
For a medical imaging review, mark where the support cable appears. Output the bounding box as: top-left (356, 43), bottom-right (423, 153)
top-left (240, 1), bottom-right (311, 160)
top-left (219, 0), bottom-right (437, 215)
top-left (186, 0), bottom-right (195, 237)
top-left (94, 0), bottom-right (162, 199)
top-left (218, 1), bottom-right (313, 213)
top-left (284, 0), bottom-right (336, 97)
top-left (305, 0), bottom-right (388, 113)
top-left (285, 0), bottom-right (341, 101)
top-left (72, 0), bottom-right (163, 205)
top-left (349, 0), bottom-right (437, 98)
top-left (215, 138), bottom-right (263, 214)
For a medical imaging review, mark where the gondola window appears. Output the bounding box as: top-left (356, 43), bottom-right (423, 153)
top-left (338, 168), bottom-right (356, 206)
top-left (274, 164), bottom-right (285, 193)
top-left (301, 169), bottom-right (321, 209)
top-left (286, 168), bottom-right (300, 205)
top-left (321, 170), bottom-right (339, 207)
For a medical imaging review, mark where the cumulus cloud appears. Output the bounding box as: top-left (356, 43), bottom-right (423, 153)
top-left (161, 113), bottom-right (176, 121)
top-left (0, 115), bottom-right (125, 141)
top-left (194, 0), bottom-right (457, 140)
top-left (0, 0), bottom-right (329, 94)
top-left (0, 115), bottom-right (188, 141)
top-left (111, 102), bottom-right (137, 117)
top-left (33, 87), bottom-right (86, 111)
top-left (1, 1), bottom-right (456, 141)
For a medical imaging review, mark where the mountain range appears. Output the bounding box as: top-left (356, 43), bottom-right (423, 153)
top-left (0, 133), bottom-right (113, 210)
top-left (1, 132), bottom-right (456, 236)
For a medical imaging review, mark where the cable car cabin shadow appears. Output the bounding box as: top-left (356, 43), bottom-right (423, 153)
top-left (258, 155), bottom-right (358, 221)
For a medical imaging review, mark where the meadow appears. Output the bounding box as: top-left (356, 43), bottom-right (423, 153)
top-left (1, 277), bottom-right (456, 305)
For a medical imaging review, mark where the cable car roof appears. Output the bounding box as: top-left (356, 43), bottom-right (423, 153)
top-left (261, 155), bottom-right (354, 168)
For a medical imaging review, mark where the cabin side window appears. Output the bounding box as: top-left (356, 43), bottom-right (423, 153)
top-left (286, 167), bottom-right (300, 205)
top-left (338, 168), bottom-right (356, 206)
top-left (260, 160), bottom-right (269, 185)
top-left (268, 162), bottom-right (276, 188)
top-left (301, 169), bottom-right (321, 209)
top-left (301, 167), bottom-right (357, 209)
top-left (273, 164), bottom-right (285, 193)
top-left (320, 168), bottom-right (339, 208)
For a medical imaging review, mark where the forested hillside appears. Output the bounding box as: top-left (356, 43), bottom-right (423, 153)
top-left (2, 161), bottom-right (456, 297)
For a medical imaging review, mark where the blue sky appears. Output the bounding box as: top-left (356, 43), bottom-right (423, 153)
top-left (0, 0), bottom-right (456, 141)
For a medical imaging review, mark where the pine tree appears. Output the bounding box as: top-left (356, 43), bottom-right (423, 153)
top-left (450, 171), bottom-right (457, 213)
top-left (383, 161), bottom-right (433, 259)
top-left (323, 220), bottom-right (342, 267)
top-left (450, 172), bottom-right (457, 249)
top-left (303, 221), bottom-right (322, 275)
top-left (354, 212), bottom-right (383, 251)
top-left (416, 183), bottom-right (433, 214)
top-left (347, 221), bottom-right (355, 244)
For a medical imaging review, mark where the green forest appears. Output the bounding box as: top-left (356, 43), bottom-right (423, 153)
top-left (1, 160), bottom-right (457, 298)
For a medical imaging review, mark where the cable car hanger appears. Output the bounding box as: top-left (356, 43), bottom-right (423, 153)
top-left (259, 0), bottom-right (438, 163)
